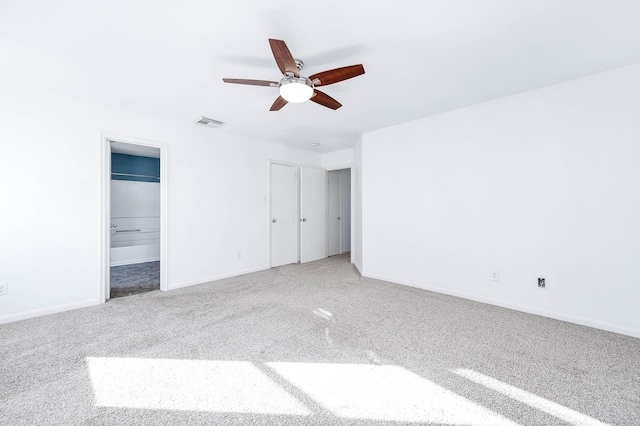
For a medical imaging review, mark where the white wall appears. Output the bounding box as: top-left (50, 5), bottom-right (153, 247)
top-left (0, 83), bottom-right (321, 322)
top-left (361, 64), bottom-right (640, 338)
top-left (322, 148), bottom-right (354, 170)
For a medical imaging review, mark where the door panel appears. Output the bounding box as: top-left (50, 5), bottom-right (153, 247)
top-left (340, 169), bottom-right (351, 253)
top-left (270, 163), bottom-right (297, 267)
top-left (328, 171), bottom-right (341, 256)
top-left (300, 167), bottom-right (327, 263)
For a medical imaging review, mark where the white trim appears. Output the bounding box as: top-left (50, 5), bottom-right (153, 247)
top-left (100, 133), bottom-right (110, 301)
top-left (362, 271), bottom-right (640, 339)
top-left (0, 299), bottom-right (100, 324)
top-left (101, 132), bottom-right (169, 303)
top-left (167, 266), bottom-right (271, 291)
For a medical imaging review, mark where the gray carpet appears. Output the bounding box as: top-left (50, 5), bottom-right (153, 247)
top-left (1, 254), bottom-right (638, 425)
top-left (110, 261), bottom-right (160, 299)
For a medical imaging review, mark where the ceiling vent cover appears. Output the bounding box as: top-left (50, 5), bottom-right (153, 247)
top-left (195, 116), bottom-right (224, 128)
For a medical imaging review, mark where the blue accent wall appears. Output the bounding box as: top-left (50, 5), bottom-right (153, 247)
top-left (111, 153), bottom-right (160, 182)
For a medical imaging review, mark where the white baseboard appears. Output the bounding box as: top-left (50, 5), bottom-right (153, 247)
top-left (362, 271), bottom-right (640, 339)
top-left (110, 257), bottom-right (160, 267)
top-left (353, 261), bottom-right (363, 275)
top-left (167, 266), bottom-right (271, 291)
top-left (0, 299), bottom-right (101, 325)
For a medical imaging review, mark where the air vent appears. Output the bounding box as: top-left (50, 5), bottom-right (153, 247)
top-left (194, 116), bottom-right (224, 128)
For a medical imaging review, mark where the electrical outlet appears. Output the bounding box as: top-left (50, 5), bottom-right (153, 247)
top-left (236, 251), bottom-right (242, 260)
top-left (490, 271), bottom-right (500, 281)
top-left (538, 278), bottom-right (546, 288)
top-left (0, 282), bottom-right (8, 296)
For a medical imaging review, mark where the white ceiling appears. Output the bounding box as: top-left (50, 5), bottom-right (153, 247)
top-left (2, 0), bottom-right (640, 153)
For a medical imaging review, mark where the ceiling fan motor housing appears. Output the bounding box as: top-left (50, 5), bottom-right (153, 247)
top-left (279, 76), bottom-right (314, 103)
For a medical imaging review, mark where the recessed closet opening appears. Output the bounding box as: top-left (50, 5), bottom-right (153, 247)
top-left (327, 168), bottom-right (351, 257)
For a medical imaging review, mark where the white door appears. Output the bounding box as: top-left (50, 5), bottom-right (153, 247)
top-left (300, 166), bottom-right (327, 263)
top-left (328, 171), bottom-right (341, 256)
top-left (270, 163), bottom-right (297, 267)
top-left (340, 169), bottom-right (352, 253)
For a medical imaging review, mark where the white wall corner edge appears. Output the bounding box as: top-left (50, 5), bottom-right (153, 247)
top-left (0, 299), bottom-right (101, 325)
top-left (361, 272), bottom-right (640, 339)
top-left (167, 265), bottom-right (271, 291)
top-left (353, 261), bottom-right (363, 275)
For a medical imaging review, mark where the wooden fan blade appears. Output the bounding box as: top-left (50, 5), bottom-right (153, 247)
top-left (269, 39), bottom-right (299, 77)
top-left (223, 78), bottom-right (278, 87)
top-left (270, 96), bottom-right (288, 111)
top-left (309, 64), bottom-right (365, 87)
top-left (310, 90), bottom-right (342, 110)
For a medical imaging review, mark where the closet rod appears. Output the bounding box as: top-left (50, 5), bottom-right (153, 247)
top-left (111, 172), bottom-right (160, 179)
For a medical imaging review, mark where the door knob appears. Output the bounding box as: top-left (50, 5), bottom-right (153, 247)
top-left (301, 218), bottom-right (307, 222)
top-left (111, 224), bottom-right (117, 228)
top-left (272, 219), bottom-right (277, 223)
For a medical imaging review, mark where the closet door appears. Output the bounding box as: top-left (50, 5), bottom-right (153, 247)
top-left (327, 171), bottom-right (341, 256)
top-left (300, 167), bottom-right (327, 263)
top-left (270, 163), bottom-right (297, 267)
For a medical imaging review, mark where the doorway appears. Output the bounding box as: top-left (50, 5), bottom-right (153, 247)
top-left (101, 134), bottom-right (168, 302)
top-left (328, 169), bottom-right (351, 256)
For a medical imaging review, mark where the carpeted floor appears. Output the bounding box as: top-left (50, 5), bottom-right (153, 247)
top-left (110, 261), bottom-right (160, 299)
top-left (1, 254), bottom-right (638, 425)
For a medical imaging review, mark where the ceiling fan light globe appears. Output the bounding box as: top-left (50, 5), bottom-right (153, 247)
top-left (279, 77), bottom-right (314, 103)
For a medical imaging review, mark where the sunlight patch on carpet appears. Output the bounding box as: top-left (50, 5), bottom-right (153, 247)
top-left (266, 362), bottom-right (520, 425)
top-left (86, 357), bottom-right (310, 415)
top-left (452, 369), bottom-right (610, 426)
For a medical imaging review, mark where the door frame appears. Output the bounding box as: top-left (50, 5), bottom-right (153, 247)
top-left (268, 160), bottom-right (299, 266)
top-left (100, 132), bottom-right (168, 303)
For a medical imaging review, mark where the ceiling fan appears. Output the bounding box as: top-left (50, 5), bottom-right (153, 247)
top-left (223, 39), bottom-right (365, 111)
